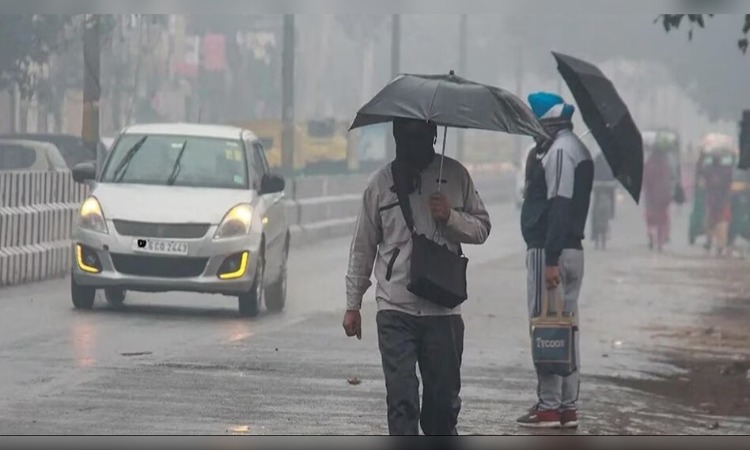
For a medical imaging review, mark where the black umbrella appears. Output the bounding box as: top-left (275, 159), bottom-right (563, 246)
top-left (350, 72), bottom-right (546, 138)
top-left (553, 51), bottom-right (644, 203)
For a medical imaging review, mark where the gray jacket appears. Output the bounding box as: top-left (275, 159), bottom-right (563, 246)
top-left (345, 156), bottom-right (491, 316)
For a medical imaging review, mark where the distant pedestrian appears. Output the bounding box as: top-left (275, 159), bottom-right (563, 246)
top-left (643, 143), bottom-right (674, 251)
top-left (593, 151), bottom-right (617, 219)
top-left (517, 92), bottom-right (593, 429)
top-left (343, 117), bottom-right (491, 435)
top-left (590, 152), bottom-right (618, 248)
top-left (702, 152), bottom-right (734, 256)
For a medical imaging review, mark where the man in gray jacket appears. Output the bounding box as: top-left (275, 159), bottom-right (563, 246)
top-left (343, 118), bottom-right (491, 435)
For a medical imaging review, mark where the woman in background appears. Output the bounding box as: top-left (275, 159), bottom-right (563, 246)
top-left (643, 143), bottom-right (674, 251)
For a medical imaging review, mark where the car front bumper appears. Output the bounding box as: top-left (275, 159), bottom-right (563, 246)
top-left (71, 222), bottom-right (261, 296)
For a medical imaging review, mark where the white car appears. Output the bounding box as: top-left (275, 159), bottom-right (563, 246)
top-left (70, 123), bottom-right (289, 317)
top-left (101, 136), bottom-right (115, 151)
top-left (0, 139), bottom-right (69, 172)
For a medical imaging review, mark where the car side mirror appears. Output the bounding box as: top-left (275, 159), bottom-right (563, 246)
top-left (261, 173), bottom-right (285, 194)
top-left (72, 161), bottom-right (96, 184)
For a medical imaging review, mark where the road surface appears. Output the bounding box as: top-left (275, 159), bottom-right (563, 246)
top-left (1, 199), bottom-right (749, 435)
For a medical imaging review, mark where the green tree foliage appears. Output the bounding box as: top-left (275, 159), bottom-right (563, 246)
top-left (485, 14), bottom-right (749, 121)
top-left (0, 15), bottom-right (73, 96)
top-left (657, 14), bottom-right (750, 53)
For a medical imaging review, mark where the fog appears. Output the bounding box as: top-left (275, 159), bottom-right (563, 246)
top-left (1, 14), bottom-right (747, 159)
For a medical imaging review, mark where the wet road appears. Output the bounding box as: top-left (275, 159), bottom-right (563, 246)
top-left (1, 200), bottom-right (749, 435)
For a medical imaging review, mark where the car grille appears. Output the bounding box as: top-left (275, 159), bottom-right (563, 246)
top-left (111, 254), bottom-right (208, 278)
top-left (112, 220), bottom-right (210, 239)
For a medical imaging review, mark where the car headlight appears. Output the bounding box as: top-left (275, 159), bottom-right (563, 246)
top-left (214, 204), bottom-right (253, 239)
top-left (79, 196), bottom-right (108, 234)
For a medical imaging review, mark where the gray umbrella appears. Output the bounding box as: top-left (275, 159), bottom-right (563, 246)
top-left (349, 71), bottom-right (546, 189)
top-left (349, 71), bottom-right (546, 138)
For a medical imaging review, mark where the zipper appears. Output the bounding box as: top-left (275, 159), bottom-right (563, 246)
top-left (385, 248), bottom-right (401, 281)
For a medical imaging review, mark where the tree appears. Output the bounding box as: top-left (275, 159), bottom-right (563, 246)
top-left (486, 14), bottom-right (749, 121)
top-left (338, 15), bottom-right (388, 106)
top-left (657, 14), bottom-right (750, 53)
top-left (0, 15), bottom-right (72, 96)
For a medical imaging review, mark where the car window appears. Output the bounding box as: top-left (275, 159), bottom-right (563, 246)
top-left (244, 140), bottom-right (263, 189)
top-left (0, 135), bottom-right (96, 169)
top-left (101, 134), bottom-right (250, 189)
top-left (252, 142), bottom-right (270, 175)
top-left (0, 144), bottom-right (38, 170)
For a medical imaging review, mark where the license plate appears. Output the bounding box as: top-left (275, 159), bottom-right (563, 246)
top-left (132, 238), bottom-right (189, 256)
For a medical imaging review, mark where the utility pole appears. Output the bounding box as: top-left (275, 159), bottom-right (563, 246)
top-left (391, 15), bottom-right (401, 79)
top-left (82, 14), bottom-right (102, 171)
top-left (456, 14), bottom-right (468, 161)
top-left (514, 44), bottom-right (524, 164)
top-left (281, 14), bottom-right (296, 175)
top-left (387, 14), bottom-right (401, 161)
top-left (9, 84), bottom-right (17, 133)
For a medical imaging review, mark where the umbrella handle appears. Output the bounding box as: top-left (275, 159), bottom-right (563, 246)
top-left (438, 126), bottom-right (448, 193)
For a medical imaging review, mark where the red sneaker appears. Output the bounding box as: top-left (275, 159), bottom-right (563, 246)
top-left (516, 406), bottom-right (561, 429)
top-left (560, 409), bottom-right (578, 429)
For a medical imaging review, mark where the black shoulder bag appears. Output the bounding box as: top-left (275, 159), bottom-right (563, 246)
top-left (391, 162), bottom-right (469, 309)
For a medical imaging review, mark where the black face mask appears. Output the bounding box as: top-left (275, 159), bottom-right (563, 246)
top-left (394, 127), bottom-right (436, 171)
top-left (540, 117), bottom-right (573, 138)
top-left (534, 117), bottom-right (573, 155)
top-left (392, 119), bottom-right (437, 194)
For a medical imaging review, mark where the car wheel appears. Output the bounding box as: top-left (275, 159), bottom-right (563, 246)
top-left (238, 249), bottom-right (264, 318)
top-left (265, 238), bottom-right (289, 313)
top-left (71, 276), bottom-right (96, 310)
top-left (105, 288), bottom-right (127, 307)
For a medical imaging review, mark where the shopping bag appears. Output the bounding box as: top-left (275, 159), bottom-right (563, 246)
top-left (530, 287), bottom-right (577, 376)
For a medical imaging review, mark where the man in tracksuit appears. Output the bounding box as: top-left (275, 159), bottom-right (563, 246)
top-left (517, 92), bottom-right (594, 429)
top-left (343, 118), bottom-right (491, 435)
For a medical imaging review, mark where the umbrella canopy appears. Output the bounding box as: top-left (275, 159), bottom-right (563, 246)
top-left (349, 72), bottom-right (547, 139)
top-left (553, 52), bottom-right (643, 203)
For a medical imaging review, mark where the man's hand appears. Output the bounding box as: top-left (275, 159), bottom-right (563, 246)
top-left (342, 310), bottom-right (362, 340)
top-left (545, 266), bottom-right (561, 290)
top-left (429, 192), bottom-right (452, 223)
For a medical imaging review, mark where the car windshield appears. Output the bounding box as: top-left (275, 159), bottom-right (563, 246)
top-left (101, 134), bottom-right (249, 189)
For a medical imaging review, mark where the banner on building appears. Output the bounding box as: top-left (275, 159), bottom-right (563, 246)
top-left (202, 33), bottom-right (227, 72)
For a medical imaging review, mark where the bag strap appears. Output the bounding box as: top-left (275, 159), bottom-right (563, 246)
top-left (391, 161), bottom-right (416, 233)
top-left (541, 285), bottom-right (566, 318)
top-left (390, 161), bottom-right (466, 257)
